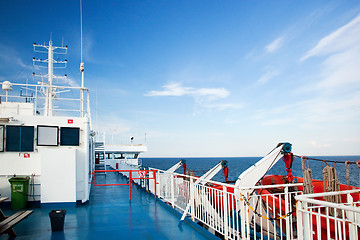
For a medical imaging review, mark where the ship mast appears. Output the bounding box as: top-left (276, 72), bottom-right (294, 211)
top-left (33, 41), bottom-right (67, 116)
top-left (80, 0), bottom-right (85, 117)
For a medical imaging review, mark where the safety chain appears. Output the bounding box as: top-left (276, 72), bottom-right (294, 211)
top-left (296, 155), bottom-right (359, 165)
top-left (345, 161), bottom-right (350, 189)
top-left (242, 196), bottom-right (295, 220)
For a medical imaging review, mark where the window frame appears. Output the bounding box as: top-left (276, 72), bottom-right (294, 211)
top-left (37, 125), bottom-right (59, 146)
top-left (5, 125), bottom-right (34, 152)
top-left (0, 125), bottom-right (4, 152)
top-left (60, 127), bottom-right (80, 146)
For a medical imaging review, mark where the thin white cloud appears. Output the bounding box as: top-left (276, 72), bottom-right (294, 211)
top-left (343, 136), bottom-right (360, 143)
top-left (203, 103), bottom-right (243, 110)
top-left (82, 33), bottom-right (95, 63)
top-left (301, 14), bottom-right (360, 61)
top-left (262, 117), bottom-right (293, 126)
top-left (318, 47), bottom-right (360, 89)
top-left (63, 76), bottom-right (80, 88)
top-left (0, 43), bottom-right (32, 70)
top-left (310, 140), bottom-right (331, 148)
top-left (265, 36), bottom-right (284, 53)
top-left (145, 82), bottom-right (192, 97)
top-left (145, 82), bottom-right (230, 100)
top-left (257, 89), bottom-right (360, 130)
top-left (145, 82), bottom-right (238, 114)
top-left (279, 13), bottom-right (360, 131)
top-left (256, 68), bottom-right (280, 85)
top-left (255, 39), bottom-right (360, 129)
top-left (301, 92), bottom-right (360, 123)
top-left (94, 114), bottom-right (132, 135)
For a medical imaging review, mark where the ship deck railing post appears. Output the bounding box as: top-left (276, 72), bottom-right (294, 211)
top-left (245, 191), bottom-right (251, 240)
top-left (129, 170), bottom-right (132, 200)
top-left (154, 170), bottom-right (157, 199)
top-left (222, 185), bottom-right (229, 239)
top-left (316, 207), bottom-right (321, 240)
top-left (170, 173), bottom-right (175, 207)
top-left (303, 201), bottom-right (312, 240)
top-left (190, 177), bottom-right (195, 221)
top-left (296, 200), bottom-right (304, 239)
top-left (234, 188), bottom-right (241, 240)
top-left (284, 186), bottom-right (291, 240)
top-left (347, 194), bottom-right (357, 240)
top-left (239, 191), bottom-right (246, 240)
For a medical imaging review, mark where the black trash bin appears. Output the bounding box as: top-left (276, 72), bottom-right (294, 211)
top-left (49, 210), bottom-right (66, 231)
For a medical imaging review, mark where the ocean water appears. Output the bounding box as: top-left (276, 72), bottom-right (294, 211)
top-left (142, 155), bottom-right (360, 187)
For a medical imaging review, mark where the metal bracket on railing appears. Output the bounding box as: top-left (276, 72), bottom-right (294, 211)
top-left (180, 160), bottom-right (229, 221)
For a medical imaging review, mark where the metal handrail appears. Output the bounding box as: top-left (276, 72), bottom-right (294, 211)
top-left (150, 167), bottom-right (303, 190)
top-left (0, 82), bottom-right (90, 117)
top-left (296, 189), bottom-right (360, 213)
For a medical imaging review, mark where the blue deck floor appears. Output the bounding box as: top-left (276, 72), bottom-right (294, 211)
top-left (1, 172), bottom-right (218, 240)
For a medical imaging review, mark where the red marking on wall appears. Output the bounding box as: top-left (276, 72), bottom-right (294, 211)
top-left (24, 153), bottom-right (30, 158)
top-left (68, 119), bottom-right (73, 124)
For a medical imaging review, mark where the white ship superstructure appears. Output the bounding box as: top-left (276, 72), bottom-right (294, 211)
top-left (0, 40), bottom-right (95, 206)
top-left (94, 132), bottom-right (147, 171)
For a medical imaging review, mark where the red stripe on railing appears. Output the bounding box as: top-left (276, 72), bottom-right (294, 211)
top-left (91, 169), bottom-right (158, 200)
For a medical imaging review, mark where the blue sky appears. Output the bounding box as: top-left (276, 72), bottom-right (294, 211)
top-left (1, 0), bottom-right (359, 157)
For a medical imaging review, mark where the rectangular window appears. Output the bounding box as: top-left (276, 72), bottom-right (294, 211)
top-left (60, 127), bottom-right (80, 146)
top-left (37, 125), bottom-right (59, 146)
top-left (114, 153), bottom-right (124, 159)
top-left (0, 125), bottom-right (4, 152)
top-left (6, 126), bottom-right (34, 152)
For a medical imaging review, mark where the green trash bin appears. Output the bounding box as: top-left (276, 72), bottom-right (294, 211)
top-left (8, 177), bottom-right (30, 210)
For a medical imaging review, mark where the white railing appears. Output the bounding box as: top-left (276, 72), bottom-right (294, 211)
top-left (296, 189), bottom-right (360, 240)
top-left (148, 168), bottom-right (303, 240)
top-left (0, 82), bottom-right (90, 117)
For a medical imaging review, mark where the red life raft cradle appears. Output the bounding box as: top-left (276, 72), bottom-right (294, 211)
top-left (260, 174), bottom-right (360, 240)
top-left (260, 152), bottom-right (360, 240)
top-left (208, 147), bottom-right (360, 240)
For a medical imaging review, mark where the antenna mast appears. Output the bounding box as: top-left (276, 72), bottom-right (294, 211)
top-left (80, 0), bottom-right (85, 117)
top-left (33, 41), bottom-right (68, 116)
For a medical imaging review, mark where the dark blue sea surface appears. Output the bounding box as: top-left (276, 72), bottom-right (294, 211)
top-left (142, 156), bottom-right (360, 187)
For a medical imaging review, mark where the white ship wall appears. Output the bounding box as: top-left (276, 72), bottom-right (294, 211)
top-left (0, 112), bottom-right (92, 205)
top-left (40, 148), bottom-right (76, 203)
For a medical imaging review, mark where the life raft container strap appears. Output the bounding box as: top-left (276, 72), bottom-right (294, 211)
top-left (243, 196), bottom-right (295, 221)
